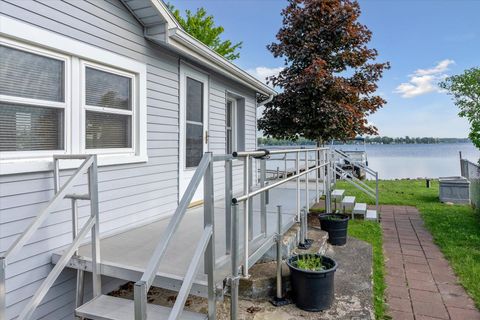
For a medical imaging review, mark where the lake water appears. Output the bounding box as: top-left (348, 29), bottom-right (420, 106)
top-left (263, 143), bottom-right (479, 180)
top-left (335, 142), bottom-right (479, 179)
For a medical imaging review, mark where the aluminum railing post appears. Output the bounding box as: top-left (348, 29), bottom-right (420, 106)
top-left (375, 172), bottom-right (379, 214)
top-left (299, 208), bottom-right (305, 247)
top-left (88, 155), bottom-right (101, 297)
top-left (315, 150), bottom-right (319, 203)
top-left (203, 152), bottom-right (216, 320)
top-left (296, 152), bottom-right (300, 221)
top-left (298, 206), bottom-right (312, 249)
top-left (325, 153), bottom-right (332, 214)
top-left (284, 155), bottom-right (287, 178)
top-left (276, 205), bottom-right (282, 299)
top-left (134, 281), bottom-right (147, 320)
top-left (243, 156), bottom-right (250, 277)
top-left (230, 203), bottom-right (240, 320)
top-left (71, 198), bottom-right (85, 308)
top-left (0, 256), bottom-right (5, 320)
top-left (260, 159), bottom-right (267, 236)
top-left (305, 151), bottom-right (309, 211)
top-left (225, 159), bottom-right (233, 255)
top-left (53, 158), bottom-right (60, 194)
top-left (248, 156), bottom-right (253, 240)
top-left (271, 205), bottom-right (288, 306)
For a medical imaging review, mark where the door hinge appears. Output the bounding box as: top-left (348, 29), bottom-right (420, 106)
top-left (205, 130), bottom-right (209, 144)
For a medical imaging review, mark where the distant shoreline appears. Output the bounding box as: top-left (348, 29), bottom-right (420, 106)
top-left (258, 137), bottom-right (471, 146)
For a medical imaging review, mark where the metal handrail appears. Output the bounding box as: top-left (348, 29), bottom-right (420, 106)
top-left (233, 162), bottom-right (329, 203)
top-left (0, 155), bottom-right (100, 320)
top-left (334, 165), bottom-right (376, 195)
top-left (334, 149), bottom-right (377, 176)
top-left (332, 149), bottom-right (379, 211)
top-left (20, 216), bottom-right (95, 319)
top-left (134, 153), bottom-right (216, 320)
top-left (228, 147), bottom-right (331, 320)
top-left (3, 156), bottom-right (93, 262)
top-left (168, 226), bottom-right (213, 320)
top-left (335, 166), bottom-right (376, 198)
top-left (233, 147), bottom-right (329, 158)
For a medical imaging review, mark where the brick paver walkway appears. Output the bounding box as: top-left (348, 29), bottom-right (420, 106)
top-left (381, 205), bottom-right (480, 320)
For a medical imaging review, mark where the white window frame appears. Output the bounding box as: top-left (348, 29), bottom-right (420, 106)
top-left (80, 61), bottom-right (136, 155)
top-left (0, 37), bottom-right (71, 160)
top-left (0, 17), bottom-right (147, 175)
top-left (226, 98), bottom-right (237, 154)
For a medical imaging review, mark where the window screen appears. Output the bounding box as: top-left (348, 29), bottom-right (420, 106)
top-left (86, 111), bottom-right (131, 149)
top-left (85, 66), bottom-right (133, 149)
top-left (0, 44), bottom-right (65, 152)
top-left (0, 45), bottom-right (64, 102)
top-left (86, 67), bottom-right (131, 110)
top-left (0, 103), bottom-right (64, 151)
top-left (185, 77), bottom-right (204, 167)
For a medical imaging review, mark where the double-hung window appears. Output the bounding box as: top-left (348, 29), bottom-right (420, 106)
top-left (0, 42), bottom-right (68, 155)
top-left (0, 32), bottom-right (147, 174)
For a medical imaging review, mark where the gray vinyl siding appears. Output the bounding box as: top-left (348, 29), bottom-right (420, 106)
top-left (208, 76), bottom-right (257, 198)
top-left (0, 0), bottom-right (259, 318)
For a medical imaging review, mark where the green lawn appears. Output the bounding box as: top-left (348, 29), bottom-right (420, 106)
top-left (336, 179), bottom-right (480, 310)
top-left (349, 220), bottom-right (386, 319)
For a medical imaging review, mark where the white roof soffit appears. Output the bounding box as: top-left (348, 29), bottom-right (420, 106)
top-left (124, 0), bottom-right (277, 97)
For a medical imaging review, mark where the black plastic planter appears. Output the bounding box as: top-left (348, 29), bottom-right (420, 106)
top-left (286, 254), bottom-right (337, 311)
top-left (318, 213), bottom-right (349, 246)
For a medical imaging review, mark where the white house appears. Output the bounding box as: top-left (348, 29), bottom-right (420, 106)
top-left (0, 0), bottom-right (277, 318)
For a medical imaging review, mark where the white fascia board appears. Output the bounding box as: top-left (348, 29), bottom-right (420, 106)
top-left (149, 0), bottom-right (182, 30)
top-left (167, 28), bottom-right (277, 97)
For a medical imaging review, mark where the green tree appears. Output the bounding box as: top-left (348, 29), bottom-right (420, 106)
top-left (168, 4), bottom-right (242, 61)
top-left (440, 68), bottom-right (480, 150)
top-left (258, 0), bottom-right (389, 145)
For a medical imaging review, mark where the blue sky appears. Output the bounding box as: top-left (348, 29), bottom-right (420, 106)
top-left (171, 0), bottom-right (479, 138)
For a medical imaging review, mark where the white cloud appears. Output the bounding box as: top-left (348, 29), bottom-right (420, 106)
top-left (246, 66), bottom-right (283, 84)
top-left (395, 59), bottom-right (454, 98)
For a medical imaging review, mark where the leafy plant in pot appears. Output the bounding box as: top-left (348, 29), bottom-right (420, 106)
top-left (286, 254), bottom-right (337, 311)
top-left (318, 213), bottom-right (349, 245)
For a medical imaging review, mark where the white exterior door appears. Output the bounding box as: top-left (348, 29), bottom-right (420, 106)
top-left (179, 64), bottom-right (209, 204)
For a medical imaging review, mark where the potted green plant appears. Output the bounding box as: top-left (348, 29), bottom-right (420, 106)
top-left (318, 213), bottom-right (349, 245)
top-left (286, 254), bottom-right (337, 311)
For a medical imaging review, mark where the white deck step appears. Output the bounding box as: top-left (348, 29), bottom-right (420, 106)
top-left (352, 203), bottom-right (367, 214)
top-left (341, 196), bottom-right (356, 211)
top-left (76, 295), bottom-right (207, 320)
top-left (332, 189), bottom-right (345, 200)
top-left (365, 210), bottom-right (378, 221)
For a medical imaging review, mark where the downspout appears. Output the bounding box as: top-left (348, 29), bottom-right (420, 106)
top-left (257, 94), bottom-right (274, 107)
